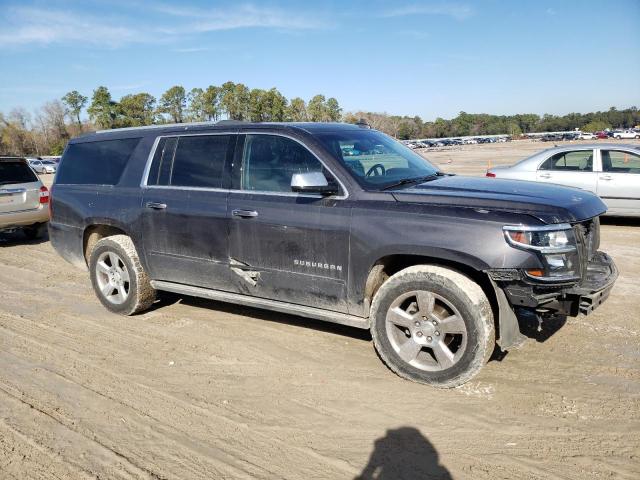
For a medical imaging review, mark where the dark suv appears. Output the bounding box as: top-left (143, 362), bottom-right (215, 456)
top-left (50, 122), bottom-right (617, 388)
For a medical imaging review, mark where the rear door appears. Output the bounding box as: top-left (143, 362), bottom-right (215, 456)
top-left (141, 133), bottom-right (236, 290)
top-left (536, 149), bottom-right (598, 193)
top-left (597, 149), bottom-right (640, 215)
top-left (0, 159), bottom-right (42, 216)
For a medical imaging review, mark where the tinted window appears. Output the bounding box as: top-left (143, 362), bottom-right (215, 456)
top-left (170, 135), bottom-right (230, 188)
top-left (539, 150), bottom-right (593, 171)
top-left (241, 135), bottom-right (326, 192)
top-left (147, 137), bottom-right (177, 186)
top-left (0, 161), bottom-right (38, 185)
top-left (601, 150), bottom-right (640, 174)
top-left (57, 138), bottom-right (141, 185)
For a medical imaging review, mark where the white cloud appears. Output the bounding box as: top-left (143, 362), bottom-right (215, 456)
top-left (383, 3), bottom-right (474, 21)
top-left (0, 3), bottom-right (325, 48)
top-left (0, 7), bottom-right (145, 47)
top-left (154, 3), bottom-right (323, 31)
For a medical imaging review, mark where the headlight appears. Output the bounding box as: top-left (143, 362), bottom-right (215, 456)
top-left (503, 224), bottom-right (580, 281)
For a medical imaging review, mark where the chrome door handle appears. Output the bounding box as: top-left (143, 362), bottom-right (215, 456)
top-left (539, 173), bottom-right (551, 179)
top-left (232, 209), bottom-right (258, 218)
top-left (600, 175), bottom-right (613, 181)
top-left (145, 202), bottom-right (167, 210)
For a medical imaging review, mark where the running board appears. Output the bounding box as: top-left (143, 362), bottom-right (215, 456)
top-left (150, 280), bottom-right (370, 329)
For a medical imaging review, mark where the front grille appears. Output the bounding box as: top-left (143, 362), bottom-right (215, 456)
top-left (572, 217), bottom-right (600, 278)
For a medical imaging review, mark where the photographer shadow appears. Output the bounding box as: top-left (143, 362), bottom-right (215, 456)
top-left (355, 427), bottom-right (451, 480)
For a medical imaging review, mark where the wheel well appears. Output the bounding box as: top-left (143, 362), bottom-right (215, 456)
top-left (364, 254), bottom-right (500, 337)
top-left (83, 225), bottom-right (127, 263)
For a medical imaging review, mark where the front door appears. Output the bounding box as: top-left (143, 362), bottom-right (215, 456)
top-left (536, 149), bottom-right (598, 193)
top-left (227, 134), bottom-right (351, 313)
top-left (141, 133), bottom-right (235, 290)
top-left (597, 149), bottom-right (640, 215)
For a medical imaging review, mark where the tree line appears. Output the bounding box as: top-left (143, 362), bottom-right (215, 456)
top-left (68, 82), bottom-right (342, 130)
top-left (1, 80), bottom-right (638, 155)
top-left (345, 108), bottom-right (640, 140)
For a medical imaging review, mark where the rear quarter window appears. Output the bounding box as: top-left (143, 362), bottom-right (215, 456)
top-left (0, 161), bottom-right (39, 184)
top-left (56, 137), bottom-right (141, 185)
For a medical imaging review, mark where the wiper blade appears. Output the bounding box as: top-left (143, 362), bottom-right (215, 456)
top-left (380, 172), bottom-right (444, 191)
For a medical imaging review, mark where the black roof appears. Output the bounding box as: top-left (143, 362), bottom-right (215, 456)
top-left (71, 121), bottom-right (363, 144)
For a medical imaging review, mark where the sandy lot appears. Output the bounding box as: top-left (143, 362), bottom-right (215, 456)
top-left (1, 141), bottom-right (638, 479)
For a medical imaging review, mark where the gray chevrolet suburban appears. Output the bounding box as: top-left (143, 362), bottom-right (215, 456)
top-left (49, 122), bottom-right (617, 387)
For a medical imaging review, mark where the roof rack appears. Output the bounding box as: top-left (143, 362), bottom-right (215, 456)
top-left (95, 119), bottom-right (233, 134)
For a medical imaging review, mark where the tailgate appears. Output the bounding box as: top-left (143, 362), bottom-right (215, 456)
top-left (0, 181), bottom-right (41, 213)
top-left (0, 160), bottom-right (42, 214)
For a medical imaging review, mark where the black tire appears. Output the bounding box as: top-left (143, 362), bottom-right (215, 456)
top-left (89, 235), bottom-right (156, 315)
top-left (23, 222), bottom-right (47, 240)
top-left (370, 265), bottom-right (495, 388)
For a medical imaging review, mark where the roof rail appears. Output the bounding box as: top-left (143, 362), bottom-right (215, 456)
top-left (95, 120), bottom-right (230, 134)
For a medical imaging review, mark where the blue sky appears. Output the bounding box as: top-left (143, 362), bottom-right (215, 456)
top-left (1, 0), bottom-right (639, 120)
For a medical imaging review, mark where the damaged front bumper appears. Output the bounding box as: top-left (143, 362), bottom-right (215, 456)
top-left (488, 251), bottom-right (617, 350)
top-left (501, 251), bottom-right (618, 317)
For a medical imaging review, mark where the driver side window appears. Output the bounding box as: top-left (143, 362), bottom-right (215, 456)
top-left (539, 151), bottom-right (593, 172)
top-left (241, 135), bottom-right (329, 192)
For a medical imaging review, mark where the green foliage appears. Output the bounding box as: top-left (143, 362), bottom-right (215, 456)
top-left (158, 85), bottom-right (187, 123)
top-left (186, 88), bottom-right (207, 122)
top-left (117, 93), bottom-right (156, 127)
top-left (287, 97), bottom-right (307, 121)
top-left (61, 90), bottom-right (87, 125)
top-left (307, 95), bottom-right (342, 122)
top-left (582, 120), bottom-right (611, 132)
top-left (307, 94), bottom-right (327, 121)
top-left (202, 86), bottom-right (221, 121)
top-left (87, 86), bottom-right (116, 129)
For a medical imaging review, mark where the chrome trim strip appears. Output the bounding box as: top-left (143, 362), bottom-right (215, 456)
top-left (140, 131), bottom-right (349, 200)
top-left (503, 223), bottom-right (572, 232)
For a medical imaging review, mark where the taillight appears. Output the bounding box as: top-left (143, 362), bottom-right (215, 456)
top-left (39, 185), bottom-right (49, 204)
top-left (486, 172), bottom-right (496, 177)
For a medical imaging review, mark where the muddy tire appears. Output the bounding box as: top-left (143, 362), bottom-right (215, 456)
top-left (370, 265), bottom-right (495, 388)
top-left (89, 235), bottom-right (156, 315)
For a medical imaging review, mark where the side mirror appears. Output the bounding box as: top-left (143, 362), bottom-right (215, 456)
top-left (291, 172), bottom-right (338, 195)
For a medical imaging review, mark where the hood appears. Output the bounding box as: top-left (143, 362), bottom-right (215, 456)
top-left (391, 175), bottom-right (606, 224)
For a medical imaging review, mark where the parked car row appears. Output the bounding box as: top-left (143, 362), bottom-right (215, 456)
top-left (406, 137), bottom-right (510, 149)
top-left (541, 129), bottom-right (640, 142)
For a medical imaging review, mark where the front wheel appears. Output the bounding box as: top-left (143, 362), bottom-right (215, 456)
top-left (89, 235), bottom-right (156, 315)
top-left (370, 265), bottom-right (495, 388)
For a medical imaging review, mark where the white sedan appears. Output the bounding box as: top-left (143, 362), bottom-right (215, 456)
top-left (486, 144), bottom-right (640, 216)
top-left (578, 132), bottom-right (596, 140)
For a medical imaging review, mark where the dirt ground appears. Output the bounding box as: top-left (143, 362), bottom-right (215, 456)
top-left (1, 141), bottom-right (638, 479)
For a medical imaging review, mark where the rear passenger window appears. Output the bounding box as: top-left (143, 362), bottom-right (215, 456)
top-left (539, 151), bottom-right (593, 172)
top-left (147, 137), bottom-right (177, 186)
top-left (146, 135), bottom-right (231, 188)
top-left (57, 138), bottom-right (141, 185)
top-left (601, 150), bottom-right (640, 174)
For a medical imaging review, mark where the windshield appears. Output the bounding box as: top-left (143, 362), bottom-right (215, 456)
top-left (314, 130), bottom-right (439, 189)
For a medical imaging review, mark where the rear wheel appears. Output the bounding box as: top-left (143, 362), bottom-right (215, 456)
top-left (89, 235), bottom-right (156, 315)
top-left (370, 265), bottom-right (495, 388)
